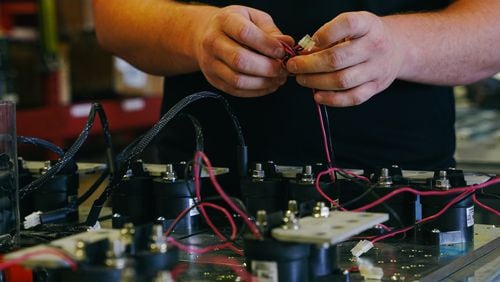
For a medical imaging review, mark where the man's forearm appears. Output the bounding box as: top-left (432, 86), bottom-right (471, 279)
top-left (93, 0), bottom-right (217, 76)
top-left (387, 0), bottom-right (500, 85)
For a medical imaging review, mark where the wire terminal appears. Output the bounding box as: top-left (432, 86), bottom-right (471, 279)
top-left (359, 264), bottom-right (383, 280)
top-left (298, 34), bottom-right (316, 51)
top-left (24, 211), bottom-right (42, 229)
top-left (350, 239), bottom-right (374, 257)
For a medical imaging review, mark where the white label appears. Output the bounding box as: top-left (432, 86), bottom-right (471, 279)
top-left (189, 198), bottom-right (199, 216)
top-left (466, 206), bottom-right (474, 227)
top-left (251, 260), bottom-right (278, 282)
top-left (115, 57), bottom-right (147, 88)
top-left (70, 103), bottom-right (92, 118)
top-left (121, 98), bottom-right (145, 112)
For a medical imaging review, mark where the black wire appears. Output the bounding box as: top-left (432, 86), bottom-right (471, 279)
top-left (20, 103), bottom-right (115, 199)
top-left (320, 104), bottom-right (335, 167)
top-left (167, 195), bottom-right (250, 247)
top-left (169, 197), bottom-right (243, 241)
top-left (340, 183), bottom-right (377, 208)
top-left (178, 113), bottom-right (204, 152)
top-left (379, 191), bottom-right (475, 240)
top-left (75, 169), bottom-right (109, 206)
top-left (86, 91), bottom-right (245, 227)
top-left (17, 136), bottom-right (65, 157)
top-left (369, 191), bottom-right (405, 229)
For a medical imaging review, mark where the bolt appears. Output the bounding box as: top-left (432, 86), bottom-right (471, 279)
top-left (301, 165), bottom-right (314, 183)
top-left (378, 168), bottom-right (393, 187)
top-left (251, 163), bottom-right (265, 180)
top-left (288, 200), bottom-right (298, 216)
top-left (435, 170), bottom-right (451, 190)
top-left (150, 225), bottom-right (167, 253)
top-left (256, 210), bottom-right (268, 234)
top-left (39, 160), bottom-right (52, 174)
top-left (282, 210), bottom-right (300, 230)
top-left (162, 164), bottom-right (177, 182)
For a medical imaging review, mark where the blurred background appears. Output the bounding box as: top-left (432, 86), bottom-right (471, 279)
top-left (1, 0), bottom-right (500, 172)
top-left (0, 0), bottom-right (163, 163)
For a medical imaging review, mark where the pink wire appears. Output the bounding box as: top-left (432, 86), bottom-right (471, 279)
top-left (314, 168), bottom-right (392, 232)
top-left (164, 202), bottom-right (237, 240)
top-left (473, 194), bottom-right (500, 216)
top-left (316, 103), bottom-right (333, 167)
top-left (167, 237), bottom-right (244, 256)
top-left (353, 177), bottom-right (500, 212)
top-left (0, 248), bottom-right (78, 271)
top-left (372, 191), bottom-right (473, 243)
top-left (193, 155), bottom-right (237, 243)
top-left (195, 255), bottom-right (256, 282)
top-left (194, 151), bottom-right (261, 239)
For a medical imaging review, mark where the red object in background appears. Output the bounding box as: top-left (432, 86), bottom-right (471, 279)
top-left (3, 265), bottom-right (32, 282)
top-left (16, 96), bottom-right (162, 146)
top-left (0, 2), bottom-right (38, 31)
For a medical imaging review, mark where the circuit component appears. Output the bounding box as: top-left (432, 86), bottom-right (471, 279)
top-left (298, 34), bottom-right (316, 51)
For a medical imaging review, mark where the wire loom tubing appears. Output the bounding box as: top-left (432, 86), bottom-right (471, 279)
top-left (19, 103), bottom-right (114, 199)
top-left (86, 91), bottom-right (246, 226)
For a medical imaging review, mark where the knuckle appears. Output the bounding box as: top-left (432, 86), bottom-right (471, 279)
top-left (340, 12), bottom-right (359, 31)
top-left (214, 11), bottom-right (231, 26)
top-left (351, 94), bottom-right (365, 106)
top-left (230, 74), bottom-right (246, 89)
top-left (327, 50), bottom-right (344, 68)
top-left (236, 24), bottom-right (252, 41)
top-left (202, 33), bottom-right (217, 50)
top-left (336, 73), bottom-right (352, 89)
top-left (231, 51), bottom-right (248, 71)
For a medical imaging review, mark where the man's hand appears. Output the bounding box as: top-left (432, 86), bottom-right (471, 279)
top-left (195, 5), bottom-right (293, 97)
top-left (287, 12), bottom-right (406, 107)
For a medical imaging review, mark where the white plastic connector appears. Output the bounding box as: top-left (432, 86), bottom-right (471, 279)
top-left (298, 34), bottom-right (316, 51)
top-left (350, 239), bottom-right (374, 257)
top-left (24, 211), bottom-right (42, 229)
top-left (359, 264), bottom-right (384, 281)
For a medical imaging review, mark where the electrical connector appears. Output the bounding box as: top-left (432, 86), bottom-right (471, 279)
top-left (23, 211), bottom-right (42, 229)
top-left (359, 264), bottom-right (383, 281)
top-left (350, 239), bottom-right (374, 257)
top-left (23, 208), bottom-right (76, 229)
top-left (298, 34), bottom-right (316, 51)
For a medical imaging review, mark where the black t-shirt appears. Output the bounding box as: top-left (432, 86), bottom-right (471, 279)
top-left (158, 0), bottom-right (456, 172)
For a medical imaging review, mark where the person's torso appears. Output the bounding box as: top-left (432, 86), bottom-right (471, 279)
top-left (159, 0), bottom-right (455, 172)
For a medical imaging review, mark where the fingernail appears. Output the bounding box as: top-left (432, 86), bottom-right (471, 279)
top-left (288, 61), bottom-right (297, 72)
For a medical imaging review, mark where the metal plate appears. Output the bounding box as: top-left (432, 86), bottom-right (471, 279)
top-left (271, 211), bottom-right (389, 246)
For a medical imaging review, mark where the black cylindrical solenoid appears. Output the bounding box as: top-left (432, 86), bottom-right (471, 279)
top-left (240, 161), bottom-right (285, 216)
top-left (152, 164), bottom-right (199, 233)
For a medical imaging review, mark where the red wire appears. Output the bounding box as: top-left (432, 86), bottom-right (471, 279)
top-left (0, 248), bottom-right (78, 271)
top-left (194, 255), bottom-right (256, 281)
top-left (194, 151), bottom-right (261, 239)
top-left (473, 194), bottom-right (500, 216)
top-left (353, 177), bottom-right (500, 212)
top-left (316, 103), bottom-right (334, 169)
top-left (164, 202), bottom-right (237, 240)
top-left (371, 190), bottom-right (473, 243)
top-left (193, 155), bottom-right (237, 243)
top-left (314, 167), bottom-right (392, 232)
top-left (167, 237), bottom-right (244, 256)
top-left (170, 262), bottom-right (189, 280)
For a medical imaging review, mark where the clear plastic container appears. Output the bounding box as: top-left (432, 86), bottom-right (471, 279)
top-left (0, 101), bottom-right (19, 246)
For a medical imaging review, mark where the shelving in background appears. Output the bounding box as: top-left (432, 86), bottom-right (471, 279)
top-left (0, 0), bottom-right (163, 148)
